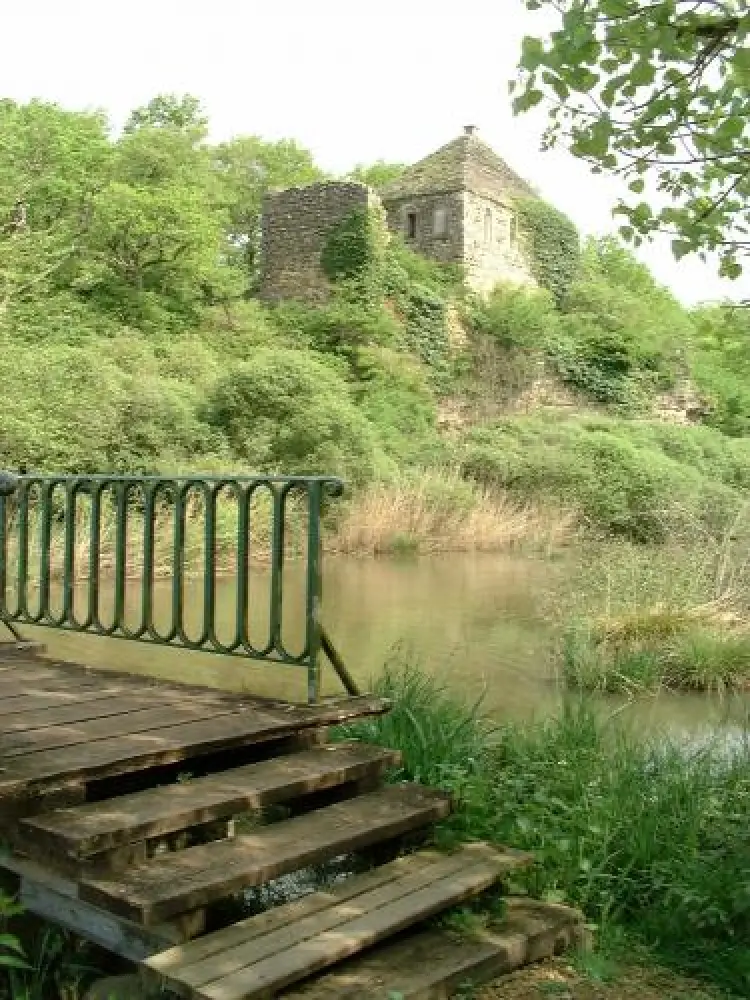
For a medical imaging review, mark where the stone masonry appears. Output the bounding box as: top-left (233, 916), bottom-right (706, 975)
top-left (380, 125), bottom-right (537, 293)
top-left (259, 128), bottom-right (538, 301)
top-left (259, 182), bottom-right (381, 304)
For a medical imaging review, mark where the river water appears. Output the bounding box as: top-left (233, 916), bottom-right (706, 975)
top-left (22, 553), bottom-right (749, 738)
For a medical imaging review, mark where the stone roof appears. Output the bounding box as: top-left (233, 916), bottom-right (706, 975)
top-left (380, 129), bottom-right (536, 204)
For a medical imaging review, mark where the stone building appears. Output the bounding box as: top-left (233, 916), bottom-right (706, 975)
top-left (259, 182), bottom-right (380, 304)
top-left (258, 127), bottom-right (537, 302)
top-left (380, 126), bottom-right (536, 293)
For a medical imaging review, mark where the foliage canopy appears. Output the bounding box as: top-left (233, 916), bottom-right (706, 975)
top-left (513, 0), bottom-right (750, 277)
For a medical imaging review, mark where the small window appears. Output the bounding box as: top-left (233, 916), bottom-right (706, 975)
top-left (483, 208), bottom-right (493, 245)
top-left (509, 214), bottom-right (519, 244)
top-left (433, 207), bottom-right (447, 237)
top-left (406, 212), bottom-right (417, 239)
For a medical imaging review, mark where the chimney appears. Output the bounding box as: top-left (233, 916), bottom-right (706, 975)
top-left (463, 125), bottom-right (478, 136)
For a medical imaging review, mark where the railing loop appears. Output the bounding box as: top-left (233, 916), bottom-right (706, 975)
top-left (0, 473), bottom-right (357, 701)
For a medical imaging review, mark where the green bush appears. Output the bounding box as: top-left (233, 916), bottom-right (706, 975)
top-left (206, 348), bottom-right (380, 483)
top-left (270, 299), bottom-right (400, 360)
top-left (351, 347), bottom-right (440, 463)
top-left (459, 415), bottom-right (748, 542)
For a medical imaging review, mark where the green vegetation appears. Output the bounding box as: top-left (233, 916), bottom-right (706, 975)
top-left (338, 661), bottom-right (750, 997)
top-left (6, 92), bottom-right (750, 696)
top-left (513, 0), bottom-right (750, 278)
top-left (515, 197), bottom-right (581, 304)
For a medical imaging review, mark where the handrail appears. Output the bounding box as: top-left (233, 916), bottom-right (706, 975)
top-left (0, 472), bottom-right (357, 703)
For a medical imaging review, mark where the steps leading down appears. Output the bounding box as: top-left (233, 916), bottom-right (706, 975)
top-left (144, 843), bottom-right (534, 1000)
top-left (79, 784), bottom-right (453, 925)
top-left (21, 743), bottom-right (401, 862)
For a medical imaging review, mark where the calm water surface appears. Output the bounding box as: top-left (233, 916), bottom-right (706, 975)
top-left (25, 553), bottom-right (749, 738)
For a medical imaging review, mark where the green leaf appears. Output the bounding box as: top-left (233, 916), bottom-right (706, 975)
top-left (513, 89), bottom-right (545, 114)
top-left (628, 178), bottom-right (645, 194)
top-left (521, 36), bottom-right (546, 72)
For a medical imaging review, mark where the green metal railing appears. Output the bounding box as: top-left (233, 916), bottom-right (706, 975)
top-left (0, 472), bottom-right (358, 703)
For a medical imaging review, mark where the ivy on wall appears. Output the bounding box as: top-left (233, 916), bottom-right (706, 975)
top-left (516, 198), bottom-right (580, 305)
top-left (320, 207), bottom-right (387, 305)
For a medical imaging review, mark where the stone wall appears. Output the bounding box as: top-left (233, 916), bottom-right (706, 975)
top-left (382, 192), bottom-right (464, 265)
top-left (463, 192), bottom-right (534, 293)
top-left (259, 182), bottom-right (375, 304)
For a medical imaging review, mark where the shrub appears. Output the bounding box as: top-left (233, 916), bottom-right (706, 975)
top-left (206, 348), bottom-right (379, 483)
top-left (459, 415), bottom-right (747, 542)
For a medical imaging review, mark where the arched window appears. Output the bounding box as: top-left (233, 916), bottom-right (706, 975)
top-left (484, 208), bottom-right (493, 244)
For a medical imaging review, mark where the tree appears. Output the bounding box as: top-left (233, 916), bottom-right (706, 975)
top-left (214, 137), bottom-right (324, 289)
top-left (348, 161), bottom-right (407, 191)
top-left (0, 100), bottom-right (111, 321)
top-left (77, 104), bottom-right (241, 320)
top-left (513, 1), bottom-right (750, 277)
top-left (124, 93), bottom-right (208, 138)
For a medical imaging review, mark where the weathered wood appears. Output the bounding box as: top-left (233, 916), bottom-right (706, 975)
top-left (19, 878), bottom-right (179, 964)
top-left (280, 898), bottom-right (586, 1000)
top-left (23, 743), bottom-right (401, 860)
top-left (1, 703), bottom-right (242, 757)
top-left (146, 851), bottom-right (448, 974)
top-left (80, 785), bottom-right (452, 924)
top-left (146, 845), bottom-right (531, 1000)
top-left (0, 687), bottom-right (124, 717)
top-left (0, 642), bottom-right (46, 660)
top-left (1, 694), bottom-right (179, 733)
top-left (0, 659), bottom-right (390, 801)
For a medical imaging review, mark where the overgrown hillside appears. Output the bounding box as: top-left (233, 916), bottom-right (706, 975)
top-left (3, 94), bottom-right (750, 552)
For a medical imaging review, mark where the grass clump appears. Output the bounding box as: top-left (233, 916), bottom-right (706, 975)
top-left (562, 607), bottom-right (750, 694)
top-left (339, 658), bottom-right (750, 997)
top-left (555, 531), bottom-right (750, 693)
top-left (331, 468), bottom-right (571, 556)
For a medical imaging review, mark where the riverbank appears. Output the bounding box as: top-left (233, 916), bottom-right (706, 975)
top-left (337, 663), bottom-right (750, 997)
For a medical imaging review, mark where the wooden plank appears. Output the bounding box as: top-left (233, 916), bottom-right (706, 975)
top-left (23, 743), bottom-right (401, 858)
top-left (0, 686), bottom-right (126, 717)
top-left (280, 898), bottom-right (585, 1000)
top-left (0, 665), bottom-right (106, 691)
top-left (0, 856), bottom-right (205, 964)
top-left (20, 877), bottom-right (180, 964)
top-left (80, 784), bottom-right (452, 924)
top-left (146, 851), bottom-right (449, 974)
top-left (1, 704), bottom-right (242, 757)
top-left (161, 846), bottom-right (520, 992)
top-left (1, 694), bottom-right (172, 732)
top-left (0, 696), bottom-right (390, 800)
top-left (173, 856), bottom-right (513, 999)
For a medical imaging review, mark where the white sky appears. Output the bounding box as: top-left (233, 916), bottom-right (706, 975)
top-left (2, 0), bottom-right (748, 306)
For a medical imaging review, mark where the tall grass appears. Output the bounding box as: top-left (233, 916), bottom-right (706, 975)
top-left (331, 468), bottom-right (572, 556)
top-left (555, 526), bottom-right (750, 693)
top-left (338, 659), bottom-right (750, 996)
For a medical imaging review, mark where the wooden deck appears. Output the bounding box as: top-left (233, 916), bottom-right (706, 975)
top-left (0, 646), bottom-right (388, 818)
top-left (0, 642), bottom-right (581, 998)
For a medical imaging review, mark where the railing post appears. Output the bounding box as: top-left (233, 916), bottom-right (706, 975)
top-left (305, 481), bottom-right (324, 704)
top-left (0, 471), bottom-right (25, 642)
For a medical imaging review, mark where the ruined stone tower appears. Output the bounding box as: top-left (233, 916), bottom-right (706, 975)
top-left (379, 126), bottom-right (536, 293)
top-left (258, 128), bottom-right (537, 302)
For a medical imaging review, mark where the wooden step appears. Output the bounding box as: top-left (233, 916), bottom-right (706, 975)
top-left (22, 743), bottom-right (401, 861)
top-left (80, 784), bottom-right (453, 925)
top-left (279, 897), bottom-right (585, 1000)
top-left (144, 844), bottom-right (533, 1000)
top-left (0, 688), bottom-right (390, 803)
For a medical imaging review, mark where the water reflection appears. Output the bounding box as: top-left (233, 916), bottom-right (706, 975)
top-left (22, 553), bottom-right (749, 735)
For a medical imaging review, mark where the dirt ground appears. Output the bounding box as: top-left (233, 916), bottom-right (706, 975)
top-left (478, 957), bottom-right (721, 1000)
